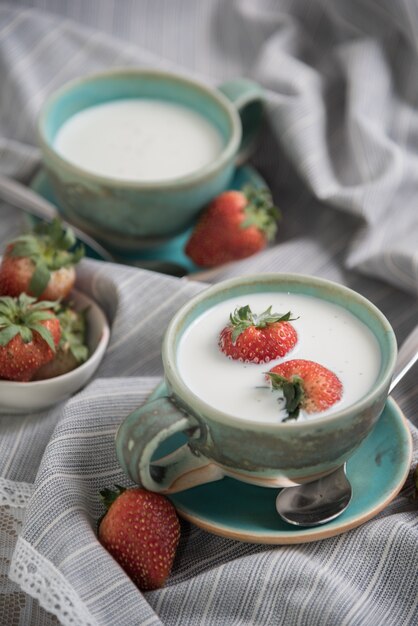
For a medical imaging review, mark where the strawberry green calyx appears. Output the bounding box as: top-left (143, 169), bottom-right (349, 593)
top-left (267, 372), bottom-right (304, 421)
top-left (100, 485), bottom-right (126, 510)
top-left (0, 293), bottom-right (58, 351)
top-left (9, 219), bottom-right (85, 296)
top-left (229, 305), bottom-right (294, 343)
top-left (241, 185), bottom-right (280, 241)
top-left (57, 304), bottom-right (89, 363)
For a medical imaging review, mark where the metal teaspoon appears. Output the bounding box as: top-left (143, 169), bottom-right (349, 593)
top-left (275, 324), bottom-right (418, 527)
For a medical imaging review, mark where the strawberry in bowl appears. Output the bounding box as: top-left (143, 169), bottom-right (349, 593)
top-left (0, 218), bottom-right (84, 300)
top-left (32, 302), bottom-right (89, 380)
top-left (0, 293), bottom-right (61, 382)
top-left (0, 219), bottom-right (109, 413)
top-left (0, 290), bottom-right (109, 414)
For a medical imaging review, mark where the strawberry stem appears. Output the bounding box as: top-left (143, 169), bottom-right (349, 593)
top-left (100, 485), bottom-right (126, 510)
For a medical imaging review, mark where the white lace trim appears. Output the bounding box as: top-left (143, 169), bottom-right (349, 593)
top-left (9, 536), bottom-right (98, 626)
top-left (0, 477), bottom-right (34, 507)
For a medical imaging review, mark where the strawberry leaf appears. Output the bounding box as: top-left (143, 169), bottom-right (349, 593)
top-left (241, 185), bottom-right (281, 242)
top-left (31, 300), bottom-right (60, 311)
top-left (19, 326), bottom-right (33, 343)
top-left (0, 294), bottom-right (58, 349)
top-left (229, 305), bottom-right (295, 343)
top-left (70, 343), bottom-right (89, 362)
top-left (29, 323), bottom-right (56, 352)
top-left (16, 293), bottom-right (38, 308)
top-left (56, 304), bottom-right (89, 363)
top-left (8, 218), bottom-right (84, 273)
top-left (267, 372), bottom-right (304, 420)
top-left (26, 310), bottom-right (55, 323)
top-left (28, 262), bottom-right (51, 297)
top-left (0, 324), bottom-right (21, 346)
top-left (9, 238), bottom-right (41, 258)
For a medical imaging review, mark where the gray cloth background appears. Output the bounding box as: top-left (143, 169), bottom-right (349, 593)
top-left (0, 1), bottom-right (417, 624)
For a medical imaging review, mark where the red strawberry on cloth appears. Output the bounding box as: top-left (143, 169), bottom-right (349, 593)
top-left (0, 219), bottom-right (84, 300)
top-left (0, 293), bottom-right (61, 381)
top-left (219, 304), bottom-right (297, 364)
top-left (267, 359), bottom-right (343, 420)
top-left (98, 486), bottom-right (180, 591)
top-left (185, 185), bottom-right (280, 267)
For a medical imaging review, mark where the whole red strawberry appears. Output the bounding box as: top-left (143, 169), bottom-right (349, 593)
top-left (219, 305), bottom-right (297, 364)
top-left (0, 219), bottom-right (84, 300)
top-left (0, 293), bottom-right (61, 381)
top-left (185, 185), bottom-right (280, 267)
top-left (267, 359), bottom-right (343, 420)
top-left (98, 485), bottom-right (180, 591)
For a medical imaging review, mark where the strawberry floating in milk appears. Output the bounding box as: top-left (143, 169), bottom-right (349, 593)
top-left (219, 305), bottom-right (297, 363)
top-left (267, 360), bottom-right (343, 421)
top-left (177, 292), bottom-right (381, 423)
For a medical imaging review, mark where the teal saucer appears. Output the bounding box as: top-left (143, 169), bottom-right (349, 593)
top-left (30, 165), bottom-right (268, 275)
top-left (147, 383), bottom-right (412, 544)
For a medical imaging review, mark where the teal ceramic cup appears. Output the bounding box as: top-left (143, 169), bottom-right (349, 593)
top-left (116, 274), bottom-right (398, 494)
top-left (38, 69), bottom-right (264, 250)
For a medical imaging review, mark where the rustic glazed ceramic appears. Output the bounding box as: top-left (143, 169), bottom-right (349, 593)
top-left (142, 388), bottom-right (412, 543)
top-left (116, 274), bottom-right (397, 493)
top-left (38, 70), bottom-right (264, 248)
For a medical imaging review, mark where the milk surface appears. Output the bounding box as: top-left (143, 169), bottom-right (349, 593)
top-left (177, 293), bottom-right (382, 423)
top-left (54, 99), bottom-right (224, 181)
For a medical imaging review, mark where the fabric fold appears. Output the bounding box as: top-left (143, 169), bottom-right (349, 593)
top-left (0, 1), bottom-right (417, 624)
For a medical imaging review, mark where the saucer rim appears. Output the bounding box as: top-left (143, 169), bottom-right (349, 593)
top-left (169, 396), bottom-right (412, 544)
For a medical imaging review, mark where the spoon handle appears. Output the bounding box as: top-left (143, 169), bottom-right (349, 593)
top-left (389, 325), bottom-right (418, 393)
top-left (0, 174), bottom-right (114, 262)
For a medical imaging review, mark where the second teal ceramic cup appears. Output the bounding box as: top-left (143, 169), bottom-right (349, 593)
top-left (116, 274), bottom-right (397, 494)
top-left (38, 69), bottom-right (264, 249)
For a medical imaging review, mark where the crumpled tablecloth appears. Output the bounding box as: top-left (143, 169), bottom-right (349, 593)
top-left (0, 2), bottom-right (417, 625)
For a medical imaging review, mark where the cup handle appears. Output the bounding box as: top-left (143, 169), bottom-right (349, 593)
top-left (218, 79), bottom-right (265, 164)
top-left (115, 396), bottom-right (225, 494)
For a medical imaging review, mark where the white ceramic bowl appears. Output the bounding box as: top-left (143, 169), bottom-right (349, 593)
top-left (0, 290), bottom-right (110, 414)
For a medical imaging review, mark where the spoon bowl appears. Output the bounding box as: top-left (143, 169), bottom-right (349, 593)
top-left (275, 465), bottom-right (352, 527)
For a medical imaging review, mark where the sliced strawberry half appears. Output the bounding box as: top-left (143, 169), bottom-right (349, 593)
top-left (267, 359), bottom-right (343, 420)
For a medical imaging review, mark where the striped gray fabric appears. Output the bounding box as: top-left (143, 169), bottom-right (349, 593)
top-left (0, 1), bottom-right (417, 624)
